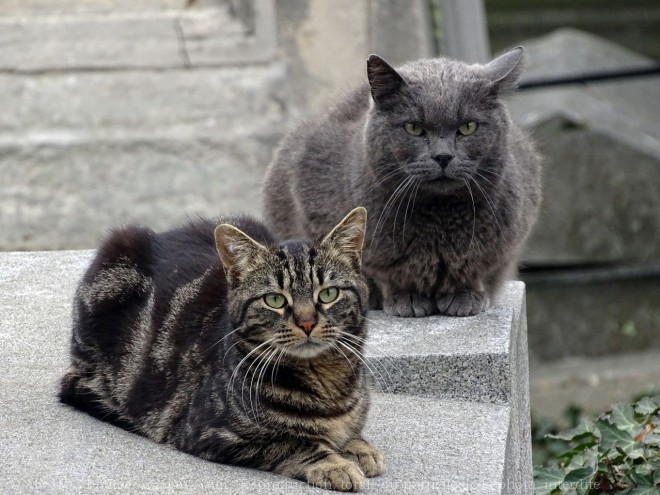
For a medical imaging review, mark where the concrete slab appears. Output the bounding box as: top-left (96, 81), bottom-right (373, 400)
top-left (0, 250), bottom-right (533, 494)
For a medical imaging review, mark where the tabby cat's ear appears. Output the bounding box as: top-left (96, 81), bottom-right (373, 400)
top-left (484, 46), bottom-right (524, 95)
top-left (214, 224), bottom-right (268, 281)
top-left (321, 207), bottom-right (367, 266)
top-left (367, 55), bottom-right (406, 105)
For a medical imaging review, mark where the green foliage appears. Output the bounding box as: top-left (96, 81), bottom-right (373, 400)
top-left (533, 395), bottom-right (660, 494)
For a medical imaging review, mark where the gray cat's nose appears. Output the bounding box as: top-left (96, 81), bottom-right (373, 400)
top-left (433, 154), bottom-right (454, 169)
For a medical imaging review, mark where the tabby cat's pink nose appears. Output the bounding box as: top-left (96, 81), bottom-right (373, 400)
top-left (298, 319), bottom-right (316, 335)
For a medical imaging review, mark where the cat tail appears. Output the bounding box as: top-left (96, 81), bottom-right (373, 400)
top-left (86, 224), bottom-right (157, 282)
top-left (59, 225), bottom-right (156, 421)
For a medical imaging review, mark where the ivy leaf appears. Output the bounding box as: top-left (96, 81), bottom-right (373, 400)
top-left (633, 462), bottom-right (652, 476)
top-left (563, 466), bottom-right (597, 493)
top-left (634, 397), bottom-right (659, 416)
top-left (625, 488), bottom-right (658, 495)
top-left (547, 419), bottom-right (598, 442)
top-left (639, 432), bottom-right (660, 446)
top-left (618, 445), bottom-right (646, 461)
top-left (534, 396), bottom-right (660, 495)
top-left (598, 419), bottom-right (642, 455)
top-left (610, 403), bottom-right (639, 435)
top-left (534, 467), bottom-right (565, 495)
top-left (625, 466), bottom-right (653, 487)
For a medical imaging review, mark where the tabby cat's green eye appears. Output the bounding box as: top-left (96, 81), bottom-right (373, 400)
top-left (458, 122), bottom-right (478, 136)
top-left (318, 287), bottom-right (339, 304)
top-left (264, 293), bottom-right (287, 309)
top-left (404, 123), bottom-right (424, 136)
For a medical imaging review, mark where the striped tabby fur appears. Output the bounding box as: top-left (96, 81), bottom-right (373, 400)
top-left (59, 207), bottom-right (384, 491)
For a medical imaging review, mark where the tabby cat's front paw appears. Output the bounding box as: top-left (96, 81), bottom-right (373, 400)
top-left (306, 455), bottom-right (365, 492)
top-left (342, 438), bottom-right (385, 478)
top-left (383, 292), bottom-right (435, 317)
top-left (436, 290), bottom-right (490, 316)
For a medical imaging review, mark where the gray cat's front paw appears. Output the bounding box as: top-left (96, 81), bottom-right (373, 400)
top-left (436, 290), bottom-right (489, 316)
top-left (383, 292), bottom-right (436, 317)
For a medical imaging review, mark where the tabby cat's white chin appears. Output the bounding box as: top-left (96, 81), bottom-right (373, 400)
top-left (286, 340), bottom-right (332, 359)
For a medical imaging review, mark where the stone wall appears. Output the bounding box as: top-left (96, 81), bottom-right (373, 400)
top-left (0, 0), bottom-right (433, 252)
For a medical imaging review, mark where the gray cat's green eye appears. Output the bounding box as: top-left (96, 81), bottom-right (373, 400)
top-left (404, 123), bottom-right (424, 136)
top-left (264, 293), bottom-right (287, 309)
top-left (318, 287), bottom-right (339, 304)
top-left (458, 122), bottom-right (478, 136)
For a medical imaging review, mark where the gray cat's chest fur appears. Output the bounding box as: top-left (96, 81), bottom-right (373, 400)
top-left (359, 166), bottom-right (517, 294)
top-left (264, 49), bottom-right (541, 317)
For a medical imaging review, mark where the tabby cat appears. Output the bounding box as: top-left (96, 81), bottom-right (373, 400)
top-left (263, 48), bottom-right (541, 317)
top-left (59, 207), bottom-right (384, 492)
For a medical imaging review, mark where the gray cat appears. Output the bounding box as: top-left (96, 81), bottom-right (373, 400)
top-left (263, 47), bottom-right (541, 317)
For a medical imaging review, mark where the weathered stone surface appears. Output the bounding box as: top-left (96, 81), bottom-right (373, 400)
top-left (0, 250), bottom-right (533, 494)
top-left (0, 13), bottom-right (183, 71)
top-left (1, 132), bottom-right (279, 250)
top-left (1, 0), bottom-right (435, 253)
top-left (0, 64), bottom-right (289, 251)
top-left (275, 0), bottom-right (370, 115)
top-left (181, 0), bottom-right (277, 66)
top-left (275, 0), bottom-right (435, 115)
top-left (530, 350), bottom-right (660, 423)
top-left (0, 64), bottom-right (287, 133)
top-left (0, 0), bottom-right (188, 15)
top-left (511, 29), bottom-right (660, 265)
top-left (523, 266), bottom-right (660, 361)
top-left (367, 0), bottom-right (434, 66)
top-left (0, 1), bottom-right (275, 71)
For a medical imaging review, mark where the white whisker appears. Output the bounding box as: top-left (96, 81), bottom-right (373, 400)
top-left (337, 329), bottom-right (402, 382)
top-left (205, 326), bottom-right (242, 353)
top-left (337, 340), bottom-right (392, 393)
top-left (226, 338), bottom-right (275, 402)
top-left (469, 176), bottom-right (509, 246)
top-left (368, 176), bottom-right (414, 253)
top-left (462, 178), bottom-right (477, 257)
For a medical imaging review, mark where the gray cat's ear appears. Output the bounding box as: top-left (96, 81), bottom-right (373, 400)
top-left (321, 207), bottom-right (368, 265)
top-left (214, 224), bottom-right (268, 281)
top-left (367, 55), bottom-right (406, 105)
top-left (484, 46), bottom-right (524, 94)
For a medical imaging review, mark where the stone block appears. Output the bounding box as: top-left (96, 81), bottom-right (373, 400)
top-left (0, 64), bottom-right (287, 133)
top-left (510, 29), bottom-right (660, 265)
top-left (523, 266), bottom-right (660, 361)
top-left (0, 250), bottom-right (533, 493)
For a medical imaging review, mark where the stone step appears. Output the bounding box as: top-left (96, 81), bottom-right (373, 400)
top-left (0, 1), bottom-right (276, 71)
top-left (0, 250), bottom-right (533, 494)
top-left (0, 63), bottom-right (290, 252)
top-left (0, 64), bottom-right (288, 135)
